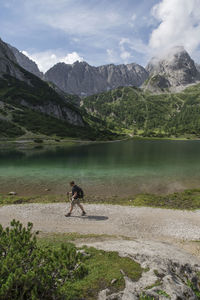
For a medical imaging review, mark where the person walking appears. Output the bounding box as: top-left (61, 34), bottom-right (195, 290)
top-left (65, 181), bottom-right (86, 217)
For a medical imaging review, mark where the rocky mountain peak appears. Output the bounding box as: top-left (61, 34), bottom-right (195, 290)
top-left (146, 46), bottom-right (199, 90)
top-left (0, 39), bottom-right (26, 81)
top-left (45, 61), bottom-right (148, 96)
top-left (7, 44), bottom-right (43, 79)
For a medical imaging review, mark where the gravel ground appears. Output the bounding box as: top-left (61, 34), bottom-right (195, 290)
top-left (0, 203), bottom-right (200, 241)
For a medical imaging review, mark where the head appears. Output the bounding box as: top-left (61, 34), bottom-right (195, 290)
top-left (70, 181), bottom-right (75, 187)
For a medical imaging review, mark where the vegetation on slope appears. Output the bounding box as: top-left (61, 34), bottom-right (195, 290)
top-left (0, 220), bottom-right (142, 299)
top-left (83, 84), bottom-right (200, 138)
top-left (0, 74), bottom-right (121, 141)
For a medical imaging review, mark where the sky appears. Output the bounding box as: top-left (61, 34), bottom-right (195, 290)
top-left (0, 0), bottom-right (200, 72)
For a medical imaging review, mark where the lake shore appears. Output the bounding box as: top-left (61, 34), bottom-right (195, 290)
top-left (1, 188), bottom-right (200, 210)
top-left (1, 134), bottom-right (200, 150)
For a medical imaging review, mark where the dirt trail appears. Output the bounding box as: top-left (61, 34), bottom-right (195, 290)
top-left (0, 203), bottom-right (200, 241)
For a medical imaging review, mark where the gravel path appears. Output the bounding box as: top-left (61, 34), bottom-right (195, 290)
top-left (0, 203), bottom-right (200, 241)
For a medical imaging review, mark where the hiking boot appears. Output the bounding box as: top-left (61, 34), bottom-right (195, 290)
top-left (81, 211), bottom-right (86, 216)
top-left (65, 213), bottom-right (71, 217)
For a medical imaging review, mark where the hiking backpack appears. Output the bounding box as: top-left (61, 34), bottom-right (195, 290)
top-left (77, 186), bottom-right (84, 198)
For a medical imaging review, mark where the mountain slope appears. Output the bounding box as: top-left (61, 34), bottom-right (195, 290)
top-left (44, 61), bottom-right (148, 97)
top-left (144, 46), bottom-right (200, 93)
top-left (0, 38), bottom-right (117, 140)
top-left (8, 44), bottom-right (43, 79)
top-left (83, 84), bottom-right (200, 138)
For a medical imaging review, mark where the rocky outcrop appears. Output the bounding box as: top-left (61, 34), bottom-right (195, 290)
top-left (0, 38), bottom-right (25, 81)
top-left (0, 38), bottom-right (84, 127)
top-left (20, 100), bottom-right (84, 127)
top-left (196, 63), bottom-right (200, 73)
top-left (143, 74), bottom-right (171, 93)
top-left (8, 44), bottom-right (43, 79)
top-left (84, 240), bottom-right (200, 300)
top-left (145, 46), bottom-right (200, 92)
top-left (44, 61), bottom-right (148, 96)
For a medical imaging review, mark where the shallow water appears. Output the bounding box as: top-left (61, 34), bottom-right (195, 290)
top-left (1, 139), bottom-right (200, 196)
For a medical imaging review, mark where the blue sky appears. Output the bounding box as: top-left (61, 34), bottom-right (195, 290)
top-left (1, 0), bottom-right (200, 72)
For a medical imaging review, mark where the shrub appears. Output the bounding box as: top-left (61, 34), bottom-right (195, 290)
top-left (34, 138), bottom-right (43, 143)
top-left (0, 220), bottom-right (87, 300)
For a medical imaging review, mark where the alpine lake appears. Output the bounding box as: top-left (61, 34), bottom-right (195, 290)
top-left (1, 139), bottom-right (200, 197)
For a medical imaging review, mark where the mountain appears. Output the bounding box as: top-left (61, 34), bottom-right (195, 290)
top-left (144, 46), bottom-right (200, 92)
top-left (0, 38), bottom-right (117, 140)
top-left (196, 63), bottom-right (200, 73)
top-left (44, 61), bottom-right (148, 97)
top-left (83, 83), bottom-right (200, 138)
top-left (8, 44), bottom-right (43, 79)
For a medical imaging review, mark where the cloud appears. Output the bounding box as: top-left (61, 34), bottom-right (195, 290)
top-left (31, 0), bottom-right (124, 37)
top-left (149, 0), bottom-right (200, 55)
top-left (118, 37), bottom-right (150, 64)
top-left (22, 50), bottom-right (83, 72)
top-left (106, 49), bottom-right (118, 63)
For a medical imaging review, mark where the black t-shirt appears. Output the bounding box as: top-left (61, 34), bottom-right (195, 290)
top-left (72, 185), bottom-right (80, 198)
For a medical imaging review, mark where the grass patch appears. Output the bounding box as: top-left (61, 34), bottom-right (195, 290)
top-left (37, 235), bottom-right (142, 299)
top-left (139, 294), bottom-right (155, 300)
top-left (187, 280), bottom-right (200, 298)
top-left (37, 232), bottom-right (120, 247)
top-left (69, 246), bottom-right (142, 299)
top-left (145, 280), bottom-right (161, 290)
top-left (1, 188), bottom-right (200, 210)
top-left (156, 289), bottom-right (170, 298)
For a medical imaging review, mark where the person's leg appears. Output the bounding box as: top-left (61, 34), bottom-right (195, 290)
top-left (78, 203), bottom-right (86, 215)
top-left (69, 203), bottom-right (74, 214)
top-left (65, 203), bottom-right (74, 217)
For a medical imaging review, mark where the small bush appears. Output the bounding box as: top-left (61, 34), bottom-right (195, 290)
top-left (0, 220), bottom-right (87, 300)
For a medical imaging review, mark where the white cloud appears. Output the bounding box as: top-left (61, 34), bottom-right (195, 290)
top-left (22, 50), bottom-right (83, 72)
top-left (120, 51), bottom-right (131, 61)
top-left (119, 37), bottom-right (149, 63)
top-left (106, 49), bottom-right (118, 63)
top-left (35, 3), bottom-right (123, 37)
top-left (149, 0), bottom-right (200, 55)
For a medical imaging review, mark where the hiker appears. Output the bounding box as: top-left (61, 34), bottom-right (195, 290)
top-left (65, 181), bottom-right (86, 217)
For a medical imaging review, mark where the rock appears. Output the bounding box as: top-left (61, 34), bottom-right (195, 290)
top-left (44, 189), bottom-right (50, 192)
top-left (98, 288), bottom-right (110, 300)
top-left (120, 269), bottom-right (126, 276)
top-left (8, 44), bottom-right (43, 79)
top-left (8, 192), bottom-right (17, 195)
top-left (44, 61), bottom-right (148, 97)
top-left (0, 37), bottom-right (85, 127)
top-left (145, 46), bottom-right (200, 92)
top-left (85, 240), bottom-right (200, 300)
top-left (111, 279), bottom-right (117, 285)
top-left (76, 249), bottom-right (91, 257)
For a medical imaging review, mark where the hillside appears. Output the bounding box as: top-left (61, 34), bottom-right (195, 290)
top-left (0, 74), bottom-right (118, 141)
top-left (0, 38), bottom-right (118, 141)
top-left (83, 83), bottom-right (200, 138)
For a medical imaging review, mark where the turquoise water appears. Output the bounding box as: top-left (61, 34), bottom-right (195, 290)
top-left (0, 139), bottom-right (200, 196)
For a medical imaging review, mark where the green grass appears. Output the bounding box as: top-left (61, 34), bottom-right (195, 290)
top-left (139, 294), bottom-right (155, 300)
top-left (1, 188), bottom-right (200, 210)
top-left (144, 280), bottom-right (161, 290)
top-left (37, 232), bottom-right (120, 246)
top-left (73, 247), bottom-right (142, 299)
top-left (37, 236), bottom-right (143, 299)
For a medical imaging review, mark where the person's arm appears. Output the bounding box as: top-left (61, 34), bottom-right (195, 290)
top-left (72, 192), bottom-right (78, 199)
top-left (67, 191), bottom-right (72, 195)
